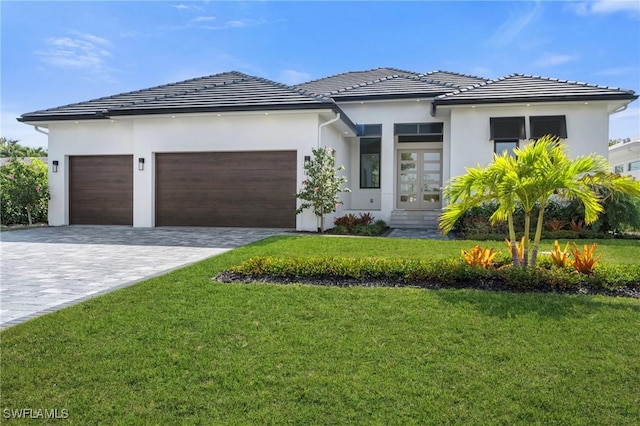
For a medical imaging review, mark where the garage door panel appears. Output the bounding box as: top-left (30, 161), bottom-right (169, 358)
top-left (70, 156), bottom-right (133, 225)
top-left (156, 151), bottom-right (296, 227)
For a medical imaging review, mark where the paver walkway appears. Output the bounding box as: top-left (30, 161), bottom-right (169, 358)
top-left (387, 228), bottom-right (449, 239)
top-left (0, 226), bottom-right (285, 329)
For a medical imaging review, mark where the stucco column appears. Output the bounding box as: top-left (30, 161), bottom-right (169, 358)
top-left (380, 124), bottom-right (395, 221)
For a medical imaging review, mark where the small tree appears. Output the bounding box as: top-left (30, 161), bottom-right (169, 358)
top-left (0, 157), bottom-right (50, 225)
top-left (296, 147), bottom-right (350, 233)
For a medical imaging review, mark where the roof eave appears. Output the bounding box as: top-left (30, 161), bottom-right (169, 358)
top-left (18, 102), bottom-right (341, 122)
top-left (332, 92), bottom-right (446, 102)
top-left (17, 113), bottom-right (111, 123)
top-left (434, 94), bottom-right (639, 106)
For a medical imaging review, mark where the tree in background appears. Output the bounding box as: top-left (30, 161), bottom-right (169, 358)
top-left (1, 137), bottom-right (47, 157)
top-left (0, 157), bottom-right (50, 226)
top-left (295, 147), bottom-right (350, 233)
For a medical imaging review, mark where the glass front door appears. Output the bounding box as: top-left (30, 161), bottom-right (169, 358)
top-left (397, 149), bottom-right (442, 209)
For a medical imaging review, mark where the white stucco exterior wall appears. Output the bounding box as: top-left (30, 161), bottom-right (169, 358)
top-left (46, 120), bottom-right (134, 226)
top-left (44, 111), bottom-right (346, 231)
top-left (447, 102), bottom-right (611, 180)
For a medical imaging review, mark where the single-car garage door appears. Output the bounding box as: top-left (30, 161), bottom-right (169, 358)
top-left (156, 151), bottom-right (296, 228)
top-left (69, 155), bottom-right (133, 225)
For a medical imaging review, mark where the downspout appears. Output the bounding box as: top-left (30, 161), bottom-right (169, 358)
top-left (33, 125), bottom-right (49, 135)
top-left (318, 112), bottom-right (341, 147)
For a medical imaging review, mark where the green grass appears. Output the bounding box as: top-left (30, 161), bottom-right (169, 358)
top-left (1, 236), bottom-right (639, 424)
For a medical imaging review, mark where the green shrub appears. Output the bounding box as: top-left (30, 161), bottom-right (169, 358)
top-left (452, 197), bottom-right (640, 239)
top-left (0, 157), bottom-right (49, 225)
top-left (226, 256), bottom-right (639, 294)
top-left (331, 213), bottom-right (387, 236)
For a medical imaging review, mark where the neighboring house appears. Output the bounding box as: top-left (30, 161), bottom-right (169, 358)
top-left (609, 137), bottom-right (640, 180)
top-left (18, 68), bottom-right (638, 231)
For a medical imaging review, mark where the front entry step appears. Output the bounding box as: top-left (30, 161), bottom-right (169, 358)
top-left (389, 210), bottom-right (441, 230)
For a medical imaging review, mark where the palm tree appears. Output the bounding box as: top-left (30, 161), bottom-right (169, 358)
top-left (509, 137), bottom-right (607, 267)
top-left (440, 136), bottom-right (640, 268)
top-left (440, 151), bottom-right (522, 266)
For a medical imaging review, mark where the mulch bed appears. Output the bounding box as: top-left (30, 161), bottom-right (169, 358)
top-left (214, 271), bottom-right (640, 299)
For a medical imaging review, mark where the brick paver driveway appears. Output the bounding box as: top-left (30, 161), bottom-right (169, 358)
top-left (0, 226), bottom-right (285, 329)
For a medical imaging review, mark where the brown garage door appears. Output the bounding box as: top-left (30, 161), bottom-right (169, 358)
top-left (156, 151), bottom-right (296, 228)
top-left (69, 155), bottom-right (133, 225)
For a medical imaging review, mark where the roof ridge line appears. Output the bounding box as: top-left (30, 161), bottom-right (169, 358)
top-left (293, 67), bottom-right (417, 88)
top-left (409, 75), bottom-right (462, 90)
top-left (325, 74), bottom-right (403, 95)
top-left (246, 74), bottom-right (336, 102)
top-left (29, 71), bottom-right (248, 115)
top-left (435, 75), bottom-right (506, 98)
top-left (110, 72), bottom-right (253, 109)
top-left (516, 73), bottom-right (632, 93)
top-left (422, 69), bottom-right (490, 81)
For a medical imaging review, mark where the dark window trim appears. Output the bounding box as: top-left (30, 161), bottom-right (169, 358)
top-left (394, 122), bottom-right (444, 136)
top-left (490, 116), bottom-right (526, 140)
top-left (357, 124), bottom-right (382, 137)
top-left (360, 137), bottom-right (381, 189)
top-left (530, 115), bottom-right (568, 139)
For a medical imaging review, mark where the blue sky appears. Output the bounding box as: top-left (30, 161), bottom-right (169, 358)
top-left (2, 0), bottom-right (639, 148)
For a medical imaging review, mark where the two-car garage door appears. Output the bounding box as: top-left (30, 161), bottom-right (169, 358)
top-left (156, 151), bottom-right (296, 228)
top-left (69, 151), bottom-right (296, 228)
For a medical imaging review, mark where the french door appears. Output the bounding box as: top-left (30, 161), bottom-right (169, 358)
top-left (397, 149), bottom-right (443, 209)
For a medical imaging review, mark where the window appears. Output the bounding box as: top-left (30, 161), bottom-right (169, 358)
top-left (614, 164), bottom-right (624, 174)
top-left (395, 122), bottom-right (443, 143)
top-left (495, 140), bottom-right (519, 156)
top-left (360, 138), bottom-right (381, 188)
top-left (629, 161), bottom-right (640, 172)
top-left (357, 124), bottom-right (382, 137)
top-left (490, 117), bottom-right (526, 140)
top-left (530, 115), bottom-right (567, 139)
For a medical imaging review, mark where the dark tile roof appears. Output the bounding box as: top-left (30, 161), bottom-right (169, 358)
top-left (19, 72), bottom-right (338, 122)
top-left (294, 67), bottom-right (419, 96)
top-left (420, 71), bottom-right (489, 88)
top-left (295, 68), bottom-right (490, 101)
top-left (312, 75), bottom-right (460, 101)
top-left (19, 69), bottom-right (637, 123)
top-left (434, 74), bottom-right (638, 105)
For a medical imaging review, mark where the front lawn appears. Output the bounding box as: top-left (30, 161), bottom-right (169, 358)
top-left (1, 236), bottom-right (639, 424)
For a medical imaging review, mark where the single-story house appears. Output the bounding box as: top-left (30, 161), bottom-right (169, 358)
top-left (609, 137), bottom-right (640, 180)
top-left (18, 67), bottom-right (638, 231)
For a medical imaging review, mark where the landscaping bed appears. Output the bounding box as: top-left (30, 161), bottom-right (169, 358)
top-left (214, 256), bottom-right (640, 298)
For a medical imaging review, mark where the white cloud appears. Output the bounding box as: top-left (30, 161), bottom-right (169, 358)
top-left (172, 4), bottom-right (203, 12)
top-left (193, 16), bottom-right (216, 23)
top-left (596, 66), bottom-right (639, 76)
top-left (279, 69), bottom-right (311, 85)
top-left (38, 33), bottom-right (113, 72)
top-left (488, 1), bottom-right (543, 47)
top-left (534, 53), bottom-right (579, 67)
top-left (199, 18), bottom-right (267, 30)
top-left (572, 0), bottom-right (640, 16)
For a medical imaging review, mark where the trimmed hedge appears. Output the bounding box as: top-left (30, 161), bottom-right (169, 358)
top-left (220, 256), bottom-right (640, 296)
